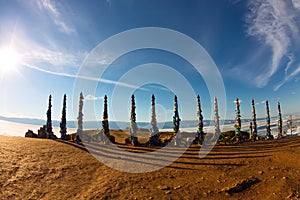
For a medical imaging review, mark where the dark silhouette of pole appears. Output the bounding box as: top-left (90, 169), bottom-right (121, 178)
top-left (173, 95), bottom-right (181, 135)
top-left (265, 100), bottom-right (273, 139)
top-left (277, 101), bottom-right (283, 138)
top-left (195, 95), bottom-right (204, 144)
top-left (46, 95), bottom-right (53, 138)
top-left (60, 94), bottom-right (67, 140)
top-left (251, 99), bottom-right (258, 140)
top-left (129, 94), bottom-right (138, 145)
top-left (102, 95), bottom-right (110, 138)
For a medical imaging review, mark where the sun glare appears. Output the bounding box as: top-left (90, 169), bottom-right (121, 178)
top-left (0, 47), bottom-right (22, 73)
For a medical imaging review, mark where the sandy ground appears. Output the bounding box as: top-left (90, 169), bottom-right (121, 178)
top-left (1, 132), bottom-right (300, 200)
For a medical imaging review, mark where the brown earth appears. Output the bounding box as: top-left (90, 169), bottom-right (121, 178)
top-left (0, 131), bottom-right (300, 200)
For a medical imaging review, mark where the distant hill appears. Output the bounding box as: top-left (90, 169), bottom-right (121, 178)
top-left (0, 116), bottom-right (46, 126)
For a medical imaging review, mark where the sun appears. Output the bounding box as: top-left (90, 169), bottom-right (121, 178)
top-left (0, 46), bottom-right (22, 73)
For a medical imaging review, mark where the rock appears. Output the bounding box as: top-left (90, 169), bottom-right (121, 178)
top-left (165, 191), bottom-right (171, 195)
top-left (125, 137), bottom-right (131, 144)
top-left (109, 135), bottom-right (115, 143)
top-left (174, 185), bottom-right (182, 190)
top-left (272, 176), bottom-right (276, 179)
top-left (25, 130), bottom-right (37, 138)
top-left (225, 177), bottom-right (260, 195)
top-left (37, 125), bottom-right (48, 138)
top-left (158, 185), bottom-right (170, 190)
top-left (149, 197), bottom-right (153, 200)
top-left (220, 187), bottom-right (230, 192)
top-left (287, 192), bottom-right (295, 199)
top-left (140, 186), bottom-right (145, 189)
top-left (282, 176), bottom-right (288, 180)
top-left (258, 171), bottom-right (264, 175)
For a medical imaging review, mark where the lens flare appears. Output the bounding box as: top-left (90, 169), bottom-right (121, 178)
top-left (0, 47), bottom-right (21, 73)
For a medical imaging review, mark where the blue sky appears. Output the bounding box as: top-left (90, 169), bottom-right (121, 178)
top-left (0, 0), bottom-right (300, 124)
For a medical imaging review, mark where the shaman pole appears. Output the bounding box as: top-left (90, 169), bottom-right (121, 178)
top-left (195, 95), bottom-right (204, 144)
top-left (102, 95), bottom-right (110, 139)
top-left (251, 99), bottom-right (258, 140)
top-left (277, 101), bottom-right (283, 138)
top-left (234, 98), bottom-right (241, 142)
top-left (265, 100), bottom-right (273, 139)
top-left (46, 95), bottom-right (54, 138)
top-left (172, 95), bottom-right (181, 146)
top-left (214, 97), bottom-right (221, 141)
top-left (149, 94), bottom-right (160, 145)
top-left (60, 94), bottom-right (67, 140)
top-left (76, 92), bottom-right (84, 143)
top-left (249, 122), bottom-right (253, 141)
top-left (129, 94), bottom-right (138, 145)
top-left (173, 95), bottom-right (181, 135)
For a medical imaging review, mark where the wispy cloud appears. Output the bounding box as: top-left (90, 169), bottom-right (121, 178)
top-left (292, 0), bottom-right (300, 10)
top-left (142, 84), bottom-right (171, 92)
top-left (274, 64), bottom-right (300, 91)
top-left (85, 94), bottom-right (103, 101)
top-left (21, 62), bottom-right (147, 90)
top-left (10, 28), bottom-right (86, 69)
top-left (285, 55), bottom-right (295, 76)
top-left (23, 46), bottom-right (85, 67)
top-left (37, 0), bottom-right (74, 34)
top-left (87, 51), bottom-right (114, 65)
top-left (246, 0), bottom-right (300, 89)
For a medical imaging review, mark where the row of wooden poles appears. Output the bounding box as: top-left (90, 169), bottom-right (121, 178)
top-left (44, 93), bottom-right (283, 144)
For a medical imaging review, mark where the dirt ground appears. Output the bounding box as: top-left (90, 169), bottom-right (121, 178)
top-left (0, 132), bottom-right (300, 200)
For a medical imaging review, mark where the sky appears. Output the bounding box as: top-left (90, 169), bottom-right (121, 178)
top-left (0, 0), bottom-right (300, 125)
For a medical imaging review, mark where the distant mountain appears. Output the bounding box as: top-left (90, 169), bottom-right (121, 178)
top-left (0, 116), bottom-right (46, 126)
